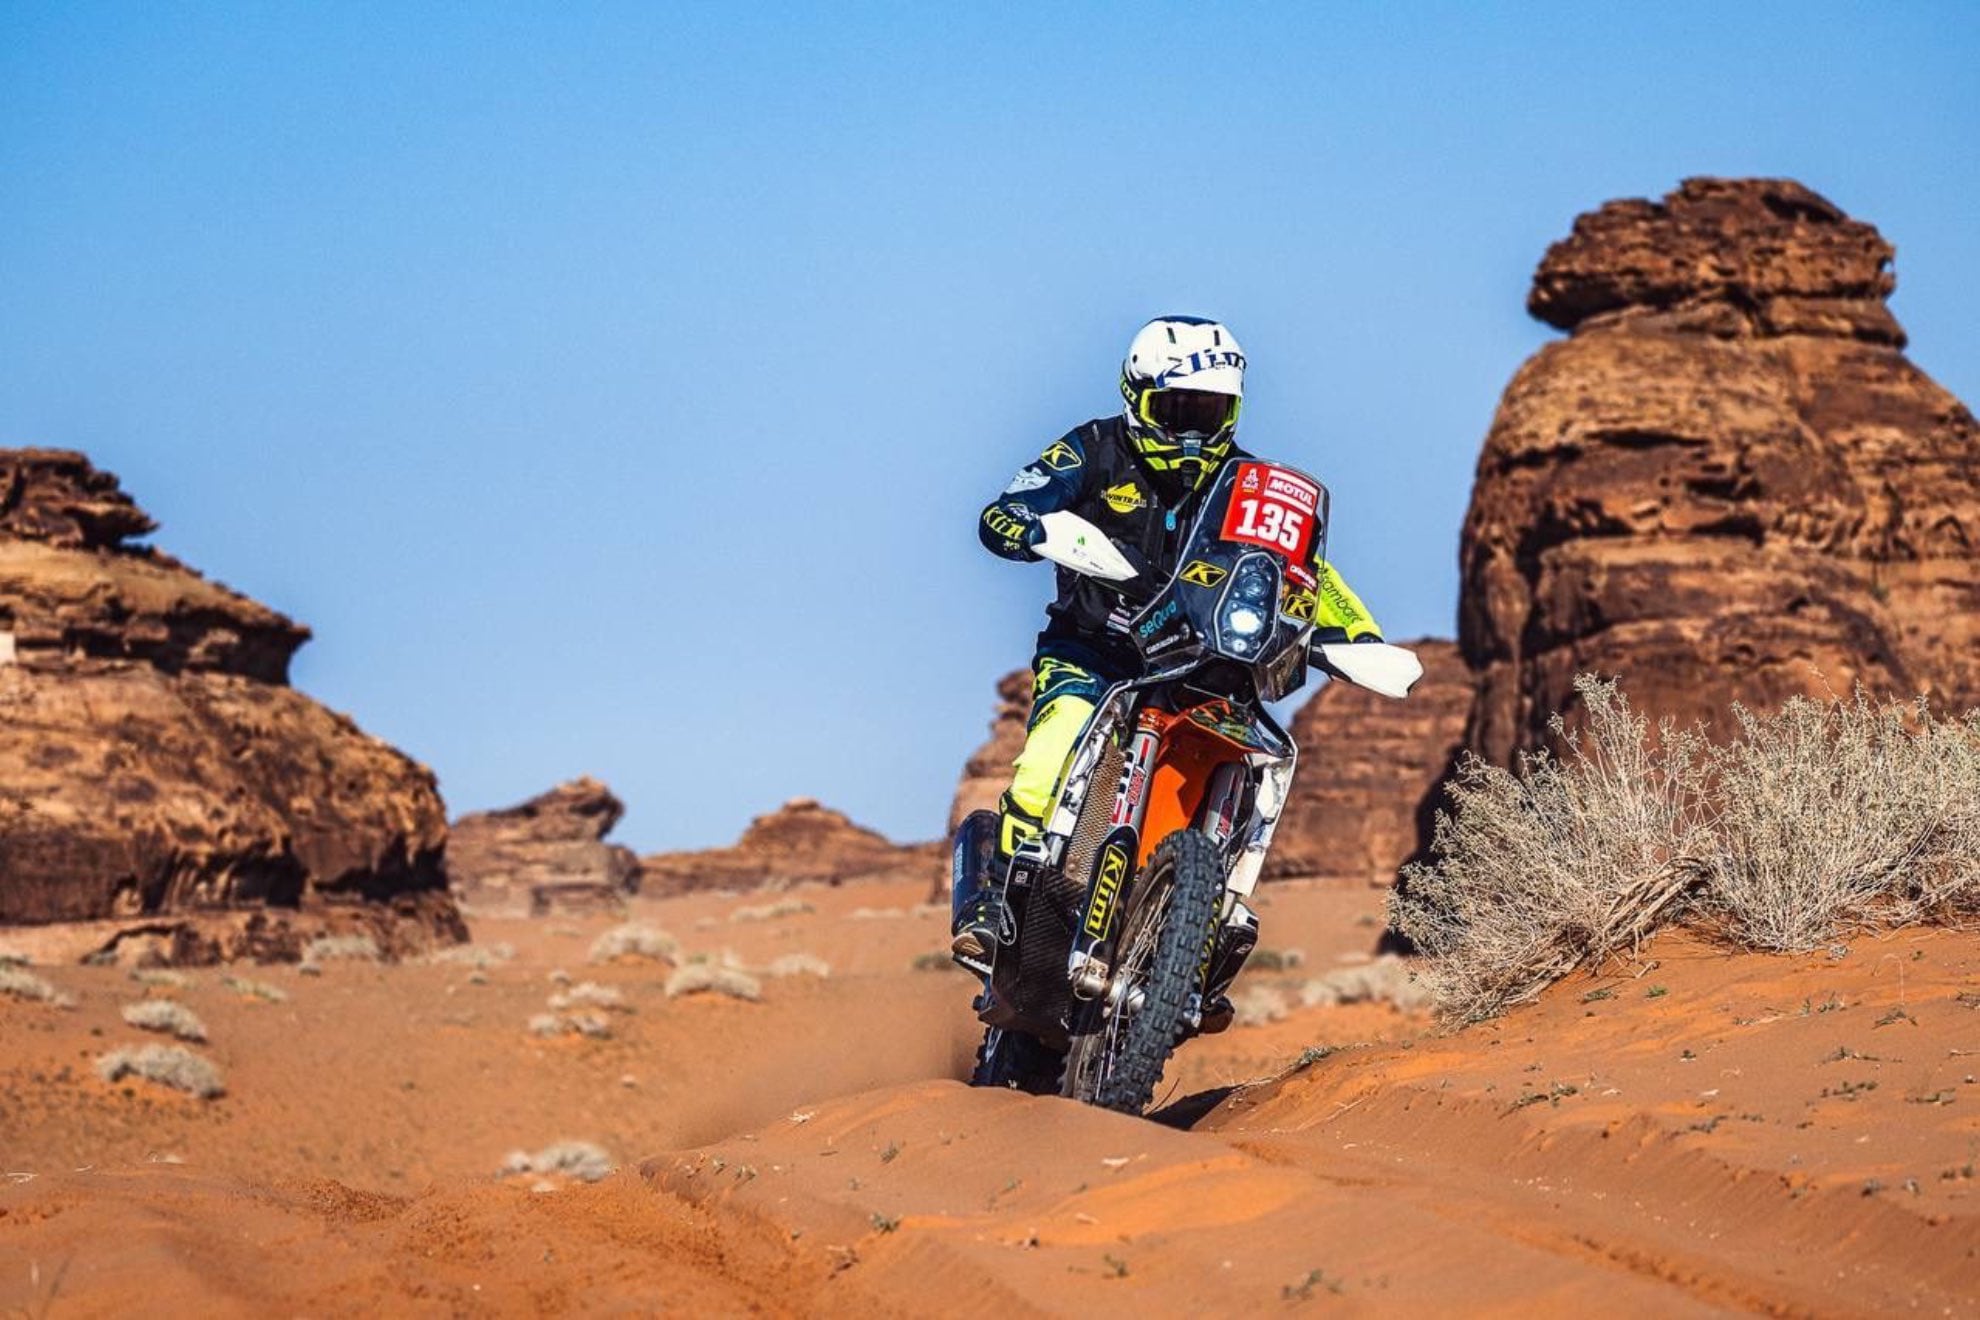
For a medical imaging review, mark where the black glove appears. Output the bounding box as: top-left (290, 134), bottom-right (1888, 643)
top-left (1352, 632), bottom-right (1385, 644)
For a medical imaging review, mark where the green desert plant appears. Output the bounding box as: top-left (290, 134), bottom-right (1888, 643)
top-left (121, 999), bottom-right (208, 1042)
top-left (96, 1044), bottom-right (225, 1098)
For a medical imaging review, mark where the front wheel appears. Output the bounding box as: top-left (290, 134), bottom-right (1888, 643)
top-left (1061, 829), bottom-right (1223, 1114)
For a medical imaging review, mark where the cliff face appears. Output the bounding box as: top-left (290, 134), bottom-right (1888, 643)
top-left (446, 777), bottom-right (642, 915)
top-left (0, 449), bottom-right (460, 963)
top-left (1462, 178), bottom-right (1980, 766)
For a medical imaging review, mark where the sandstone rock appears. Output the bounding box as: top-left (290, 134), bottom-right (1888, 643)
top-left (446, 777), bottom-right (641, 916)
top-left (0, 448), bottom-right (460, 962)
top-left (947, 669), bottom-right (1031, 833)
top-left (642, 798), bottom-right (939, 897)
top-left (1271, 640), bottom-right (1470, 884)
top-left (1461, 178), bottom-right (1980, 769)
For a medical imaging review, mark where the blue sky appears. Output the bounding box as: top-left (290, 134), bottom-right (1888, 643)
top-left (3, 3), bottom-right (1976, 851)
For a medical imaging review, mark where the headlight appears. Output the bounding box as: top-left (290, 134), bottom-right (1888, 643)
top-left (1226, 604), bottom-right (1267, 637)
top-left (1217, 554), bottom-right (1281, 656)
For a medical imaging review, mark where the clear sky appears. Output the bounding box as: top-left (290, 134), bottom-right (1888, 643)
top-left (3, 3), bottom-right (1976, 852)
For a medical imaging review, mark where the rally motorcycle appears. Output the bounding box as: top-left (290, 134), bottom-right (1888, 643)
top-left (951, 458), bottom-right (1422, 1114)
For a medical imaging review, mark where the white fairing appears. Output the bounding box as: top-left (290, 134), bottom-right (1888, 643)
top-left (1033, 511), bottom-right (1139, 582)
top-left (1316, 642), bottom-right (1423, 700)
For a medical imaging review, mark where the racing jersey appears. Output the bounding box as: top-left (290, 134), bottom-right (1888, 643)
top-left (979, 415), bottom-right (1382, 663)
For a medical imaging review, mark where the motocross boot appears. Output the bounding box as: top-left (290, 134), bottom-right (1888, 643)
top-left (949, 799), bottom-right (1034, 968)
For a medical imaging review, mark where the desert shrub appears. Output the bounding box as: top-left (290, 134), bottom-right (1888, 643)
top-left (664, 964), bottom-right (761, 1002)
top-left (302, 934), bottom-right (382, 964)
top-left (221, 975), bottom-right (289, 1002)
top-left (849, 907), bottom-right (906, 920)
top-left (95, 1044), bottom-right (225, 1098)
top-left (1391, 676), bottom-right (1712, 1023)
top-left (548, 982), bottom-right (629, 1012)
top-left (730, 899), bottom-right (814, 923)
top-left (589, 924), bottom-right (678, 965)
top-left (121, 999), bottom-right (208, 1042)
top-left (1297, 956), bottom-right (1432, 1012)
top-left (1702, 695), bottom-right (1980, 948)
top-left (500, 1140), bottom-right (613, 1184)
top-left (1231, 985), bottom-right (1290, 1028)
top-left (764, 952), bottom-right (831, 978)
top-left (0, 965), bottom-right (74, 1008)
top-left (427, 942), bottom-right (516, 969)
top-left (528, 1010), bottom-right (612, 1039)
top-left (1248, 947), bottom-right (1306, 973)
top-left (1394, 677), bottom-right (1980, 1023)
top-left (130, 968), bottom-right (190, 990)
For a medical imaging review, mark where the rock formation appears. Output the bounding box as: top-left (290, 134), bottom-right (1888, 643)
top-left (446, 777), bottom-right (641, 916)
top-left (0, 449), bottom-right (461, 963)
top-left (947, 669), bottom-right (1031, 833)
top-left (1270, 640), bottom-right (1471, 884)
top-left (642, 798), bottom-right (940, 897)
top-left (1463, 178), bottom-right (1980, 767)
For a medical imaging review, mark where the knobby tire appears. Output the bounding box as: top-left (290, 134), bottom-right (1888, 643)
top-left (1063, 829), bottom-right (1222, 1115)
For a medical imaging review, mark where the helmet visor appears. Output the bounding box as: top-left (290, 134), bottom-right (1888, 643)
top-left (1142, 388), bottom-right (1238, 438)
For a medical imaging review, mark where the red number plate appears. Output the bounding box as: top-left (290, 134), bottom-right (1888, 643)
top-left (1220, 462), bottom-right (1320, 563)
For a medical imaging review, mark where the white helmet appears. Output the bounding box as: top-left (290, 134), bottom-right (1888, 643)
top-left (1119, 316), bottom-right (1245, 487)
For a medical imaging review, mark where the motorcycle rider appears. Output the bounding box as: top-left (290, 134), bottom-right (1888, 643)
top-left (954, 315), bottom-right (1384, 959)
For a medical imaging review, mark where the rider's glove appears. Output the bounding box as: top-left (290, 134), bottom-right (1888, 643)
top-left (1352, 632), bottom-right (1385, 644)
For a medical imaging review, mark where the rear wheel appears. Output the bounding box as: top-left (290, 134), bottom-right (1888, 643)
top-left (1061, 829), bottom-right (1223, 1114)
top-left (970, 1026), bottom-right (1065, 1095)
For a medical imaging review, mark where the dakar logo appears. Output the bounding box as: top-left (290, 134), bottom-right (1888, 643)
top-left (1040, 440), bottom-right (1082, 471)
top-left (1102, 481), bottom-right (1146, 514)
top-left (1179, 560), bottom-right (1228, 588)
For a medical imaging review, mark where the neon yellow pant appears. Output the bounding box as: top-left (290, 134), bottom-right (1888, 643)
top-left (1000, 650), bottom-right (1110, 854)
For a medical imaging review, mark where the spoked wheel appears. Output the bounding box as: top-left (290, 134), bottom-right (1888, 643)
top-left (970, 1026), bottom-right (1066, 1095)
top-left (1061, 829), bottom-right (1223, 1114)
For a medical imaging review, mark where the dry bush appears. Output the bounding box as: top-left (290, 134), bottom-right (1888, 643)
top-left (1297, 956), bottom-right (1432, 1012)
top-left (730, 899), bottom-right (813, 923)
top-left (221, 975), bottom-right (288, 1003)
top-left (664, 964), bottom-right (761, 1002)
top-left (0, 965), bottom-right (74, 1008)
top-left (1391, 676), bottom-right (1711, 1023)
top-left (548, 982), bottom-right (630, 1012)
top-left (96, 1044), bottom-right (225, 1098)
top-left (122, 999), bottom-right (208, 1042)
top-left (1231, 985), bottom-right (1291, 1028)
top-left (500, 1140), bottom-right (613, 1184)
top-left (528, 1011), bottom-right (612, 1039)
top-left (764, 952), bottom-right (831, 978)
top-left (427, 942), bottom-right (516, 969)
top-left (589, 924), bottom-right (679, 965)
top-left (130, 968), bottom-right (191, 990)
top-left (302, 934), bottom-right (382, 966)
top-left (1702, 696), bottom-right (1980, 948)
top-left (1395, 677), bottom-right (1980, 1023)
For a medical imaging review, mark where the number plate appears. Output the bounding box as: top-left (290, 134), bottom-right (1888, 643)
top-left (1220, 462), bottom-right (1320, 563)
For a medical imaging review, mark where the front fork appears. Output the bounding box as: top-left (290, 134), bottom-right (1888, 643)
top-left (1066, 720), bottom-right (1161, 998)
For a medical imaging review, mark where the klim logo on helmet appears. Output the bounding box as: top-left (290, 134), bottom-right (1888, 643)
top-left (1154, 350), bottom-right (1246, 386)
